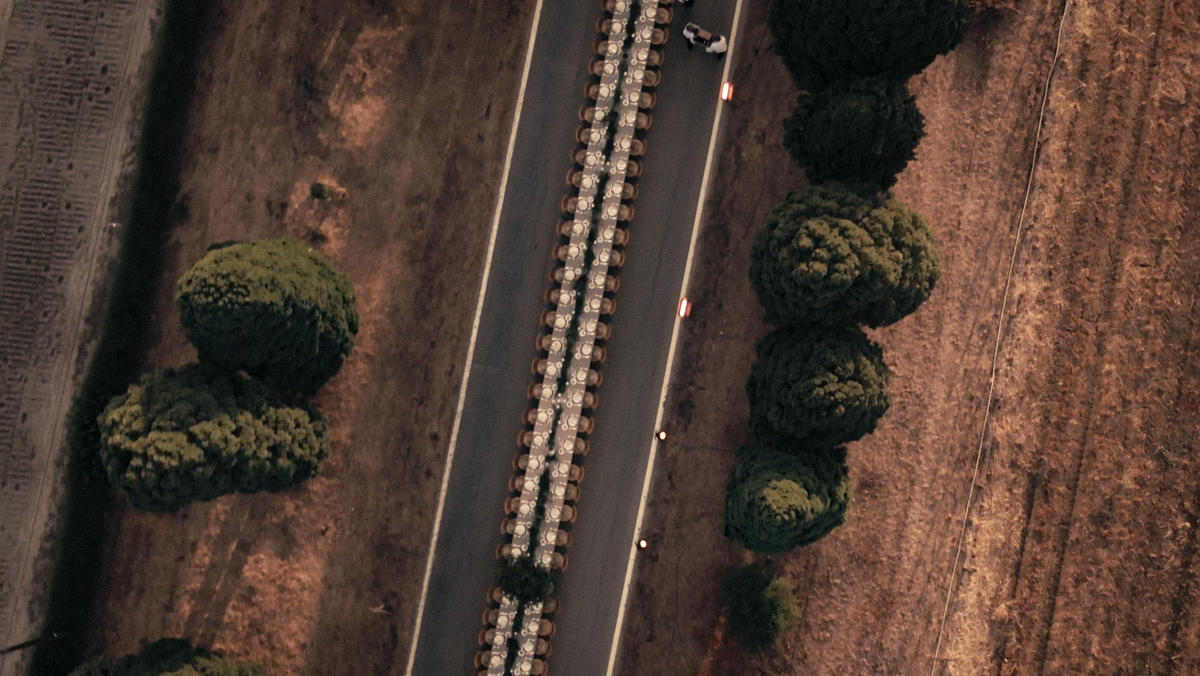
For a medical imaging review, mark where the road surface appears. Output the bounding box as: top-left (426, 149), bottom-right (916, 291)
top-left (407, 0), bottom-right (737, 673)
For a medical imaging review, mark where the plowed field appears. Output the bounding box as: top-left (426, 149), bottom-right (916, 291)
top-left (617, 0), bottom-right (1200, 674)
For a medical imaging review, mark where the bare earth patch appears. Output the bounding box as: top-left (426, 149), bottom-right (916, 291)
top-left (618, 0), bottom-right (1200, 674)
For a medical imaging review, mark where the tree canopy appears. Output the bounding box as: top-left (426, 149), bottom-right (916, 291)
top-left (497, 555), bottom-right (560, 603)
top-left (176, 237), bottom-right (359, 395)
top-left (783, 77), bottom-right (926, 191)
top-left (769, 0), bottom-right (973, 93)
top-left (749, 183), bottom-right (940, 328)
top-left (69, 638), bottom-right (266, 676)
top-left (99, 364), bottom-right (330, 513)
top-left (725, 445), bottom-right (852, 554)
top-left (747, 328), bottom-right (890, 451)
top-left (721, 564), bottom-right (799, 653)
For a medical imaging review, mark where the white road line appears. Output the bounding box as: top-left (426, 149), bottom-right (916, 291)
top-left (602, 0), bottom-right (747, 673)
top-left (402, 2), bottom-right (545, 674)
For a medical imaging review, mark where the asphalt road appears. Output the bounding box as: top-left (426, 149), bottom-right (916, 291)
top-left (407, 0), bottom-right (737, 674)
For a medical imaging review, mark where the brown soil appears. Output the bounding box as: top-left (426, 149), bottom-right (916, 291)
top-left (85, 0), bottom-right (529, 673)
top-left (619, 0), bottom-right (1200, 674)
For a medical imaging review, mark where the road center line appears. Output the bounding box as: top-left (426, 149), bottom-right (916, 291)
top-left (402, 1), bottom-right (545, 673)
top-left (602, 0), bottom-right (747, 673)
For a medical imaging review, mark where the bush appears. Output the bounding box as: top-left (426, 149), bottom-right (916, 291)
top-left (176, 237), bottom-right (359, 394)
top-left (725, 445), bottom-right (852, 553)
top-left (747, 328), bottom-right (890, 451)
top-left (749, 184), bottom-right (940, 328)
top-left (98, 364), bottom-right (330, 513)
top-left (769, 0), bottom-right (973, 92)
top-left (783, 78), bottom-right (926, 191)
top-left (721, 565), bottom-right (799, 652)
top-left (69, 638), bottom-right (266, 676)
top-left (496, 555), bottom-right (559, 603)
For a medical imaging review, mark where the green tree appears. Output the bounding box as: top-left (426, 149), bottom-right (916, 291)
top-left (176, 237), bottom-right (359, 394)
top-left (69, 638), bottom-right (266, 676)
top-left (749, 184), bottom-right (940, 328)
top-left (783, 77), bottom-right (925, 191)
top-left (98, 364), bottom-right (330, 513)
top-left (725, 445), bottom-right (852, 553)
top-left (747, 328), bottom-right (890, 451)
top-left (721, 565), bottom-right (799, 653)
top-left (496, 555), bottom-right (560, 603)
top-left (769, 0), bottom-right (973, 93)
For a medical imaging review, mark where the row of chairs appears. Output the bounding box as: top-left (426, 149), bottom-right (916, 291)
top-left (474, 2), bottom-right (675, 673)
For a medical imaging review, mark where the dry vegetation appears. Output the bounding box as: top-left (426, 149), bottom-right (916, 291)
top-left (83, 0), bottom-right (530, 673)
top-left (618, 0), bottom-right (1200, 674)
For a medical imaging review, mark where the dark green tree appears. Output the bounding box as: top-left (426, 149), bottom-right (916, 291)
top-left (725, 445), bottom-right (852, 553)
top-left (69, 638), bottom-right (266, 676)
top-left (747, 328), bottom-right (890, 451)
top-left (497, 555), bottom-right (560, 603)
top-left (98, 364), bottom-right (330, 513)
top-left (769, 0), bottom-right (973, 93)
top-left (749, 184), bottom-right (940, 328)
top-left (721, 565), bottom-right (799, 653)
top-left (176, 237), bottom-right (359, 394)
top-left (783, 77), bottom-right (926, 191)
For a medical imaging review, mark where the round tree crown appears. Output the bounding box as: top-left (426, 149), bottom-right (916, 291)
top-left (749, 184), bottom-right (940, 328)
top-left (783, 77), bottom-right (926, 191)
top-left (746, 327), bottom-right (891, 450)
top-left (98, 364), bottom-right (330, 513)
top-left (176, 237), bottom-right (359, 394)
top-left (725, 444), bottom-right (852, 553)
top-left (769, 0), bottom-right (973, 92)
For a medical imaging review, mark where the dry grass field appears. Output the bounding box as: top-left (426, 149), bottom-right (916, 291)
top-left (617, 0), bottom-right (1200, 674)
top-left (82, 0), bottom-right (530, 673)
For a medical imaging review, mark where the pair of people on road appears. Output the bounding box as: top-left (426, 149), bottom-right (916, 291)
top-left (680, 0), bottom-right (728, 55)
top-left (682, 21), bottom-right (727, 57)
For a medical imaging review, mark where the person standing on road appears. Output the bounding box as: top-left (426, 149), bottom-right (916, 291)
top-left (706, 33), bottom-right (728, 58)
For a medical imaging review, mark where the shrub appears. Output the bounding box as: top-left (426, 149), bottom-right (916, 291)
top-left (69, 638), bottom-right (266, 676)
top-left (725, 445), bottom-right (852, 553)
top-left (749, 184), bottom-right (940, 328)
top-left (769, 0), bottom-right (973, 93)
top-left (721, 565), bottom-right (799, 652)
top-left (98, 364), bottom-right (330, 513)
top-left (783, 77), bottom-right (925, 191)
top-left (497, 555), bottom-right (559, 603)
top-left (176, 237), bottom-right (359, 394)
top-left (747, 328), bottom-right (890, 451)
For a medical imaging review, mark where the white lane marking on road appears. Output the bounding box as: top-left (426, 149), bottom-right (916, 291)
top-left (402, 1), bottom-right (545, 673)
top-left (603, 0), bottom-right (747, 673)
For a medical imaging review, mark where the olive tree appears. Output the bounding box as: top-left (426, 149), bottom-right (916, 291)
top-left (721, 564), bottom-right (799, 652)
top-left (749, 183), bottom-right (940, 328)
top-left (747, 328), bottom-right (890, 451)
top-left (98, 364), bottom-right (330, 513)
top-left (69, 638), bottom-right (266, 676)
top-left (176, 237), bottom-right (359, 394)
top-left (725, 444), bottom-right (852, 553)
top-left (769, 0), bottom-right (973, 93)
top-left (783, 77), bottom-right (925, 191)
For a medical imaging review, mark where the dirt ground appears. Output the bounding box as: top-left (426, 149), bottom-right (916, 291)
top-left (618, 0), bottom-right (1200, 674)
top-left (84, 0), bottom-right (529, 674)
